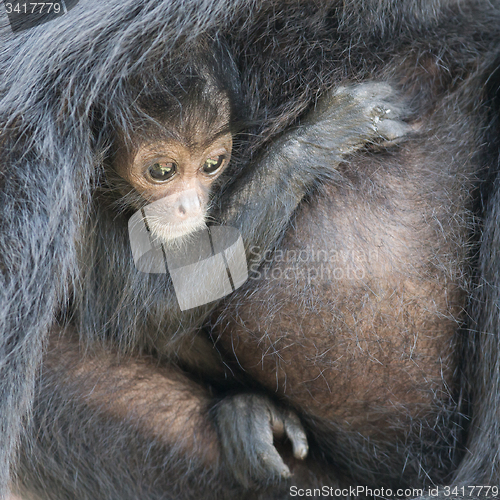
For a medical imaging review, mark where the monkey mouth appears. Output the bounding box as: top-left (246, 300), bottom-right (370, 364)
top-left (147, 216), bottom-right (208, 248)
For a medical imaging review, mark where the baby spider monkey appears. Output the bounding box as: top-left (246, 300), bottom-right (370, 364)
top-left (100, 41), bottom-right (312, 486)
top-left (110, 46), bottom-right (240, 247)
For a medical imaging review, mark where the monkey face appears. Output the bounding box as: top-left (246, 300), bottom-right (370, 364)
top-left (116, 132), bottom-right (232, 244)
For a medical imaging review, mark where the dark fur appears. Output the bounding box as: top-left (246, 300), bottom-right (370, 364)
top-left (0, 0), bottom-right (499, 499)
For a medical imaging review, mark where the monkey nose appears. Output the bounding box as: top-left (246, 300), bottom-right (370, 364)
top-left (175, 193), bottom-right (202, 220)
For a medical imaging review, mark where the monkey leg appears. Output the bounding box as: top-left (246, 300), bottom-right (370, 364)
top-left (14, 330), bottom-right (311, 499)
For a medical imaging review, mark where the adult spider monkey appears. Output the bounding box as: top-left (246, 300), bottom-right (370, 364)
top-left (0, 0), bottom-right (500, 499)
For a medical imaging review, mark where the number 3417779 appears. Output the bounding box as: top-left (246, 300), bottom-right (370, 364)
top-left (4, 3), bottom-right (62, 14)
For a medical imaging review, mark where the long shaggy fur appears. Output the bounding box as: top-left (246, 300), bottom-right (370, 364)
top-left (1, 0), bottom-right (500, 499)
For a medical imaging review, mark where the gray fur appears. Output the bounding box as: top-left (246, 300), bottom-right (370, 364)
top-left (0, 0), bottom-right (499, 499)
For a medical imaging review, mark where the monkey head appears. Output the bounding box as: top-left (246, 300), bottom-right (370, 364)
top-left (109, 39), bottom-right (241, 246)
top-left (115, 128), bottom-right (232, 244)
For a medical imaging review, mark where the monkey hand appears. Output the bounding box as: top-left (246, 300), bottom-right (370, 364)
top-left (296, 81), bottom-right (413, 157)
top-left (212, 393), bottom-right (308, 488)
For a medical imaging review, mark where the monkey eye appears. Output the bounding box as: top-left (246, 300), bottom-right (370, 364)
top-left (202, 155), bottom-right (226, 175)
top-left (148, 162), bottom-right (177, 182)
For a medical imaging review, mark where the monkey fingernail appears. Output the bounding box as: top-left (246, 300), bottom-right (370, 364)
top-left (293, 442), bottom-right (309, 460)
top-left (280, 465), bottom-right (292, 479)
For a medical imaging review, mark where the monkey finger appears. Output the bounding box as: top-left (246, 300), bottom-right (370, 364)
top-left (267, 403), bottom-right (308, 461)
top-left (347, 82), bottom-right (394, 101)
top-left (283, 413), bottom-right (309, 460)
top-left (375, 117), bottom-right (413, 142)
top-left (256, 447), bottom-right (292, 480)
top-left (268, 410), bottom-right (286, 438)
